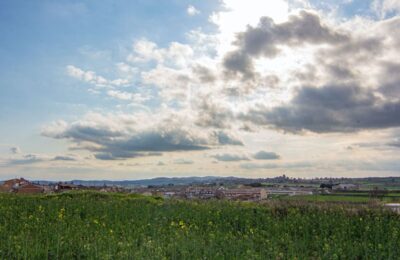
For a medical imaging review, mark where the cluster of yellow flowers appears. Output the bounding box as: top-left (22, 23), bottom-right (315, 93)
top-left (58, 208), bottom-right (65, 220)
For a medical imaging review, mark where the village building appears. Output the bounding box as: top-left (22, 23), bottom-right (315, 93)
top-left (385, 203), bottom-right (400, 214)
top-left (222, 188), bottom-right (268, 201)
top-left (184, 187), bottom-right (268, 201)
top-left (0, 178), bottom-right (30, 192)
top-left (185, 187), bottom-right (221, 199)
top-left (14, 183), bottom-right (44, 194)
top-left (0, 178), bottom-right (44, 194)
top-left (55, 183), bottom-right (80, 192)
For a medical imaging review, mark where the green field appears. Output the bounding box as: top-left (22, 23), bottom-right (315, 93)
top-left (0, 192), bottom-right (399, 259)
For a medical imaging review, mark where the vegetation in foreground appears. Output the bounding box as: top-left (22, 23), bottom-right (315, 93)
top-left (0, 192), bottom-right (399, 259)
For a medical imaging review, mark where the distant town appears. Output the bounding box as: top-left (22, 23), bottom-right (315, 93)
top-left (2, 175), bottom-right (400, 203)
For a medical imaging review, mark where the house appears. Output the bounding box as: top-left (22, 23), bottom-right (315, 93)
top-left (185, 187), bottom-right (268, 201)
top-left (14, 183), bottom-right (44, 194)
top-left (332, 184), bottom-right (358, 190)
top-left (185, 187), bottom-right (220, 199)
top-left (0, 178), bottom-right (31, 192)
top-left (55, 183), bottom-right (80, 192)
top-left (222, 188), bottom-right (268, 201)
top-left (0, 178), bottom-right (45, 194)
top-left (385, 203), bottom-right (400, 214)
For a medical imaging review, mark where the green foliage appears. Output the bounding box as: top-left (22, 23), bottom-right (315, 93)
top-left (0, 192), bottom-right (399, 259)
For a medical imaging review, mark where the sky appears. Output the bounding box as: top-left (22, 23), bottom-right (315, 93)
top-left (1, 0), bottom-right (400, 180)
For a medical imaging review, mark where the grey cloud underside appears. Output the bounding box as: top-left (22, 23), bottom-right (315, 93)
top-left (256, 17), bottom-right (400, 133)
top-left (223, 10), bottom-right (348, 79)
top-left (52, 156), bottom-right (77, 161)
top-left (3, 154), bottom-right (80, 166)
top-left (192, 65), bottom-right (216, 83)
top-left (10, 147), bottom-right (21, 154)
top-left (380, 62), bottom-right (400, 97)
top-left (253, 151), bottom-right (280, 160)
top-left (212, 154), bottom-right (249, 162)
top-left (43, 123), bottom-right (243, 160)
top-left (6, 154), bottom-right (44, 165)
top-left (243, 85), bottom-right (400, 133)
top-left (195, 98), bottom-right (234, 129)
top-left (387, 139), bottom-right (400, 148)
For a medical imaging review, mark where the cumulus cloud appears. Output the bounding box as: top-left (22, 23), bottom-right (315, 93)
top-left (223, 10), bottom-right (348, 79)
top-left (42, 112), bottom-right (243, 160)
top-left (235, 14), bottom-right (400, 134)
top-left (141, 65), bottom-right (191, 102)
top-left (372, 0), bottom-right (400, 19)
top-left (253, 151), bottom-right (280, 160)
top-left (243, 84), bottom-right (400, 133)
top-left (39, 2), bottom-right (400, 177)
top-left (194, 97), bottom-right (235, 129)
top-left (128, 39), bottom-right (194, 68)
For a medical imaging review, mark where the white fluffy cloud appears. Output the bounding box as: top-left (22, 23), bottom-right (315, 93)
top-left (67, 65), bottom-right (130, 88)
top-left (372, 0), bottom-right (400, 19)
top-left (187, 5), bottom-right (200, 16)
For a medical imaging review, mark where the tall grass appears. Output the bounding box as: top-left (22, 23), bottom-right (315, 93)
top-left (0, 192), bottom-right (399, 259)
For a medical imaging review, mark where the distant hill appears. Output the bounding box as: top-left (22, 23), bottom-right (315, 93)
top-left (34, 176), bottom-right (240, 187)
top-left (14, 176), bottom-right (400, 188)
top-left (71, 176), bottom-right (226, 187)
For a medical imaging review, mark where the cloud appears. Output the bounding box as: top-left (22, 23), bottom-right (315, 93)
top-left (10, 147), bottom-right (21, 154)
top-left (187, 5), bottom-right (200, 16)
top-left (193, 95), bottom-right (235, 129)
top-left (191, 65), bottom-right (216, 83)
top-left (173, 159), bottom-right (194, 165)
top-left (157, 161), bottom-right (165, 166)
top-left (52, 155), bottom-right (77, 161)
top-left (66, 65), bottom-right (129, 88)
top-left (371, 0), bottom-right (400, 19)
top-left (141, 65), bottom-right (191, 102)
top-left (214, 131), bottom-right (243, 145)
top-left (7, 154), bottom-right (44, 165)
top-left (253, 151), bottom-right (280, 160)
top-left (212, 153), bottom-right (249, 162)
top-left (387, 139), bottom-right (400, 148)
top-left (107, 90), bottom-right (151, 103)
top-left (223, 10), bottom-right (348, 79)
top-left (128, 39), bottom-right (193, 68)
top-left (243, 84), bottom-right (400, 133)
top-left (42, 112), bottom-right (243, 160)
top-left (67, 65), bottom-right (108, 87)
top-left (233, 14), bottom-right (400, 134)
top-left (35, 2), bottom-right (400, 179)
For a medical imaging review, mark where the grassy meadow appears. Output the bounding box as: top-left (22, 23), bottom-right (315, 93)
top-left (0, 192), bottom-right (399, 259)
